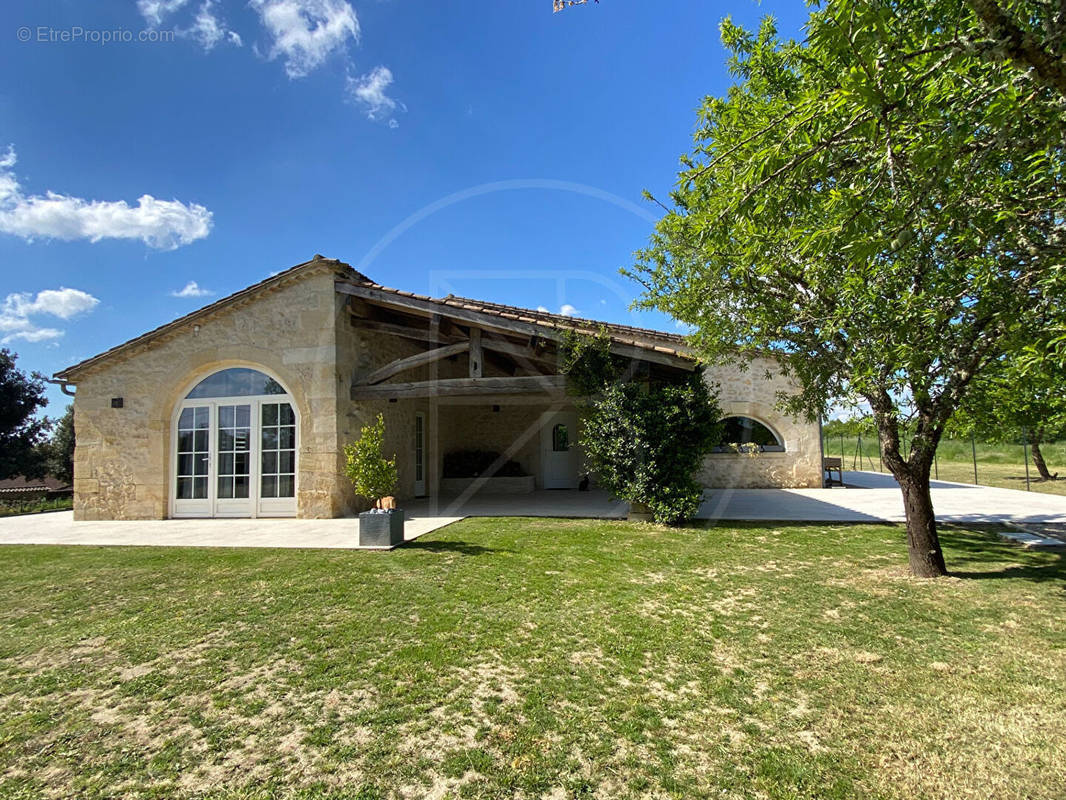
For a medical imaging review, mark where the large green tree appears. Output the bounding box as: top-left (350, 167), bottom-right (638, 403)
top-left (43, 405), bottom-right (76, 484)
top-left (628, 1), bottom-right (1065, 576)
top-left (953, 345), bottom-right (1066, 481)
top-left (0, 349), bottom-right (50, 481)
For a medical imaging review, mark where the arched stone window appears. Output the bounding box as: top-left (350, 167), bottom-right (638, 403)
top-left (713, 416), bottom-right (785, 452)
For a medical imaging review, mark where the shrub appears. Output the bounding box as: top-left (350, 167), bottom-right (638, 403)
top-left (581, 371), bottom-right (722, 524)
top-left (343, 414), bottom-right (398, 509)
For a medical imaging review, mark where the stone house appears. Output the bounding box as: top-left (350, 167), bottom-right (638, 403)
top-left (53, 256), bottom-right (823, 520)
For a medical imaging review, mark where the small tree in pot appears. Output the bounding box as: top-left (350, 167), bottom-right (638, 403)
top-left (344, 414), bottom-right (403, 547)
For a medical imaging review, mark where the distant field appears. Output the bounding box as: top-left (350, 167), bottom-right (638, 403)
top-left (823, 436), bottom-right (1066, 496)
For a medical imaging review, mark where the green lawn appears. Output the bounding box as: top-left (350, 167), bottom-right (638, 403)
top-left (1, 520), bottom-right (1064, 799)
top-left (826, 436), bottom-right (1066, 496)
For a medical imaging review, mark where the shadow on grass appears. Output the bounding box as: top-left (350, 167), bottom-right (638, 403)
top-left (940, 525), bottom-right (1065, 587)
top-left (401, 539), bottom-right (514, 556)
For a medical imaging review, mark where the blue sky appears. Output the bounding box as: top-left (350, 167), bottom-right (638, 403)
top-left (0, 0), bottom-right (809, 413)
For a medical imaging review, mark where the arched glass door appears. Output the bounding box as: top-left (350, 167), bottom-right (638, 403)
top-left (173, 368), bottom-right (297, 518)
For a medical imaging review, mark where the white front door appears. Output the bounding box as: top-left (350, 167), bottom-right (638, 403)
top-left (414, 412), bottom-right (426, 496)
top-left (540, 410), bottom-right (580, 489)
top-left (172, 396), bottom-right (297, 518)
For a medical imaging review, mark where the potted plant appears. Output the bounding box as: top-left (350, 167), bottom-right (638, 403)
top-left (344, 414), bottom-right (403, 547)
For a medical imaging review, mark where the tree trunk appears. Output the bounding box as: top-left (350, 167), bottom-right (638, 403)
top-left (871, 403), bottom-right (949, 577)
top-left (1030, 441), bottom-right (1055, 481)
top-left (895, 468), bottom-right (948, 578)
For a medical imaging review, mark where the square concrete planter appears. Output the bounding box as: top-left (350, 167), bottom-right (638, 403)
top-left (358, 509), bottom-right (405, 548)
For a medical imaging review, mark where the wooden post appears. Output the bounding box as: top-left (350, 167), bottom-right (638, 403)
top-left (971, 435), bottom-right (979, 485)
top-left (1023, 442), bottom-right (1031, 491)
top-left (469, 327), bottom-right (483, 379)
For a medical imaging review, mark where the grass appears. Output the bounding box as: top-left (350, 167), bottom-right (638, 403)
top-left (1, 519), bottom-right (1064, 799)
top-left (825, 436), bottom-right (1066, 496)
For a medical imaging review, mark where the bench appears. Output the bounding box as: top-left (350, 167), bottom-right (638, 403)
top-left (824, 457), bottom-right (843, 487)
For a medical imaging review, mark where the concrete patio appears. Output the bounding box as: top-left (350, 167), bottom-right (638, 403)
top-left (2, 472), bottom-right (1065, 550)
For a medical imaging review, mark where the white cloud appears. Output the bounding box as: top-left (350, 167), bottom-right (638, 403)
top-left (171, 280), bottom-right (213, 298)
top-left (0, 287), bottom-right (99, 344)
top-left (0, 147), bottom-right (213, 250)
top-left (536, 303), bottom-right (579, 317)
top-left (347, 65), bottom-right (404, 125)
top-left (139, 0), bottom-right (241, 50)
top-left (137, 0), bottom-right (191, 27)
top-left (188, 1), bottom-right (242, 49)
top-left (251, 0), bottom-right (359, 78)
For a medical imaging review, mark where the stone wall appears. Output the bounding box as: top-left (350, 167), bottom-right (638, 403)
top-left (698, 357), bottom-right (823, 488)
top-left (70, 266), bottom-right (347, 520)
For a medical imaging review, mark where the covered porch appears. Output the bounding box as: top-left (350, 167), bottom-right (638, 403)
top-left (337, 276), bottom-right (699, 506)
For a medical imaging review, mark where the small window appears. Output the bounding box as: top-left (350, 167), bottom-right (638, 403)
top-left (714, 416), bottom-right (784, 453)
top-left (552, 424), bottom-right (570, 452)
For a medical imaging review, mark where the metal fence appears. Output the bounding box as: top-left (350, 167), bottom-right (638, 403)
top-left (822, 433), bottom-right (1065, 493)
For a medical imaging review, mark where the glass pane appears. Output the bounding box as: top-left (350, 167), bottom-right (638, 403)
top-left (235, 405), bottom-right (250, 428)
top-left (193, 477), bottom-right (208, 499)
top-left (194, 456), bottom-right (208, 476)
top-left (194, 407), bottom-right (210, 428)
top-left (218, 477), bottom-right (233, 499)
top-left (262, 428), bottom-right (278, 450)
top-left (178, 407), bottom-right (194, 429)
top-left (194, 430), bottom-right (208, 452)
top-left (279, 427), bottom-right (295, 449)
top-left (279, 451), bottom-right (294, 473)
top-left (234, 452), bottom-right (249, 475)
top-left (219, 405), bottom-right (234, 428)
top-left (262, 451), bottom-right (277, 475)
top-left (553, 424), bottom-right (569, 452)
top-left (178, 454), bottom-right (192, 476)
top-left (278, 475), bottom-right (294, 497)
top-left (718, 417), bottom-right (783, 450)
top-left (279, 404), bottom-right (295, 425)
top-left (186, 368), bottom-right (286, 399)
top-left (177, 477), bottom-right (192, 499)
top-left (218, 430), bottom-right (234, 452)
top-left (219, 453), bottom-right (234, 476)
top-left (234, 476), bottom-right (249, 498)
top-left (233, 430), bottom-right (250, 451)
top-left (261, 475), bottom-right (277, 498)
top-left (178, 431), bottom-right (193, 452)
top-left (262, 403), bottom-right (278, 426)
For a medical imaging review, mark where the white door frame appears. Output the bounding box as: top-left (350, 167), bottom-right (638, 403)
top-left (170, 392), bottom-right (298, 519)
top-left (540, 410), bottom-right (581, 489)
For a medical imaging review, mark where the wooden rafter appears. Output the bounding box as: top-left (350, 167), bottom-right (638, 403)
top-left (351, 375), bottom-right (568, 400)
top-left (336, 281), bottom-right (695, 371)
top-left (358, 341), bottom-right (471, 386)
